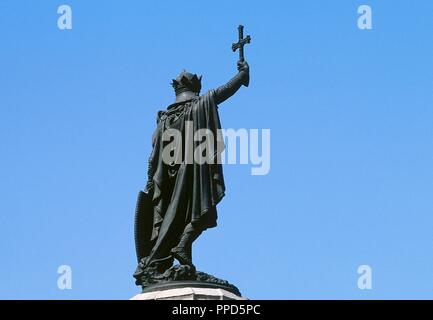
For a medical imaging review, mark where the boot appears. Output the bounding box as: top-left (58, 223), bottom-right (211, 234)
top-left (171, 224), bottom-right (202, 267)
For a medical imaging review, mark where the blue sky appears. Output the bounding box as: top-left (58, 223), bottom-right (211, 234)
top-left (1, 0), bottom-right (432, 299)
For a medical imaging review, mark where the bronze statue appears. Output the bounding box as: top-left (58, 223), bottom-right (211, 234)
top-left (133, 25), bottom-right (251, 294)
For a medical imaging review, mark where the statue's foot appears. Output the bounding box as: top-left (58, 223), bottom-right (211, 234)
top-left (170, 247), bottom-right (194, 268)
top-left (134, 257), bottom-right (174, 286)
top-left (139, 268), bottom-right (169, 287)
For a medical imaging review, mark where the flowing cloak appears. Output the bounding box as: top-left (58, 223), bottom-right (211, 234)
top-left (140, 89), bottom-right (226, 268)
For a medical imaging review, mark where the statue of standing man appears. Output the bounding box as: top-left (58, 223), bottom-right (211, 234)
top-left (134, 26), bottom-right (251, 290)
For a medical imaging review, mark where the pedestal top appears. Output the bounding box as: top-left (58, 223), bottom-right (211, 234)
top-left (131, 286), bottom-right (246, 300)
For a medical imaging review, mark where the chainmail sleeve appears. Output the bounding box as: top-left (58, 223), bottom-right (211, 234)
top-left (214, 71), bottom-right (249, 105)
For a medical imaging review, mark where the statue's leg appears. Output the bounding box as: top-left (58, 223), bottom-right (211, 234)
top-left (171, 222), bottom-right (203, 267)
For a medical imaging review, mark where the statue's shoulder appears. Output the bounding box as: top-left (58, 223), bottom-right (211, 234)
top-left (200, 89), bottom-right (216, 100)
top-left (195, 90), bottom-right (217, 108)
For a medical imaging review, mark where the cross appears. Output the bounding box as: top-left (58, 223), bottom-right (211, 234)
top-left (232, 25), bottom-right (251, 62)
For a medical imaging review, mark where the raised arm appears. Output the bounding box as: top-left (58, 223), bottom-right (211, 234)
top-left (214, 60), bottom-right (250, 105)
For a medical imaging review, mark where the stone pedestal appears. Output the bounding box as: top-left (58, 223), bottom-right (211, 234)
top-left (131, 287), bottom-right (245, 300)
top-left (131, 281), bottom-right (245, 300)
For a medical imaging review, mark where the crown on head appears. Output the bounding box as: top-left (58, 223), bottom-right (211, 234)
top-left (171, 70), bottom-right (202, 96)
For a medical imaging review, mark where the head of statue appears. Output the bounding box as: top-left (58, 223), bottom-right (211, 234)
top-left (171, 70), bottom-right (202, 103)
